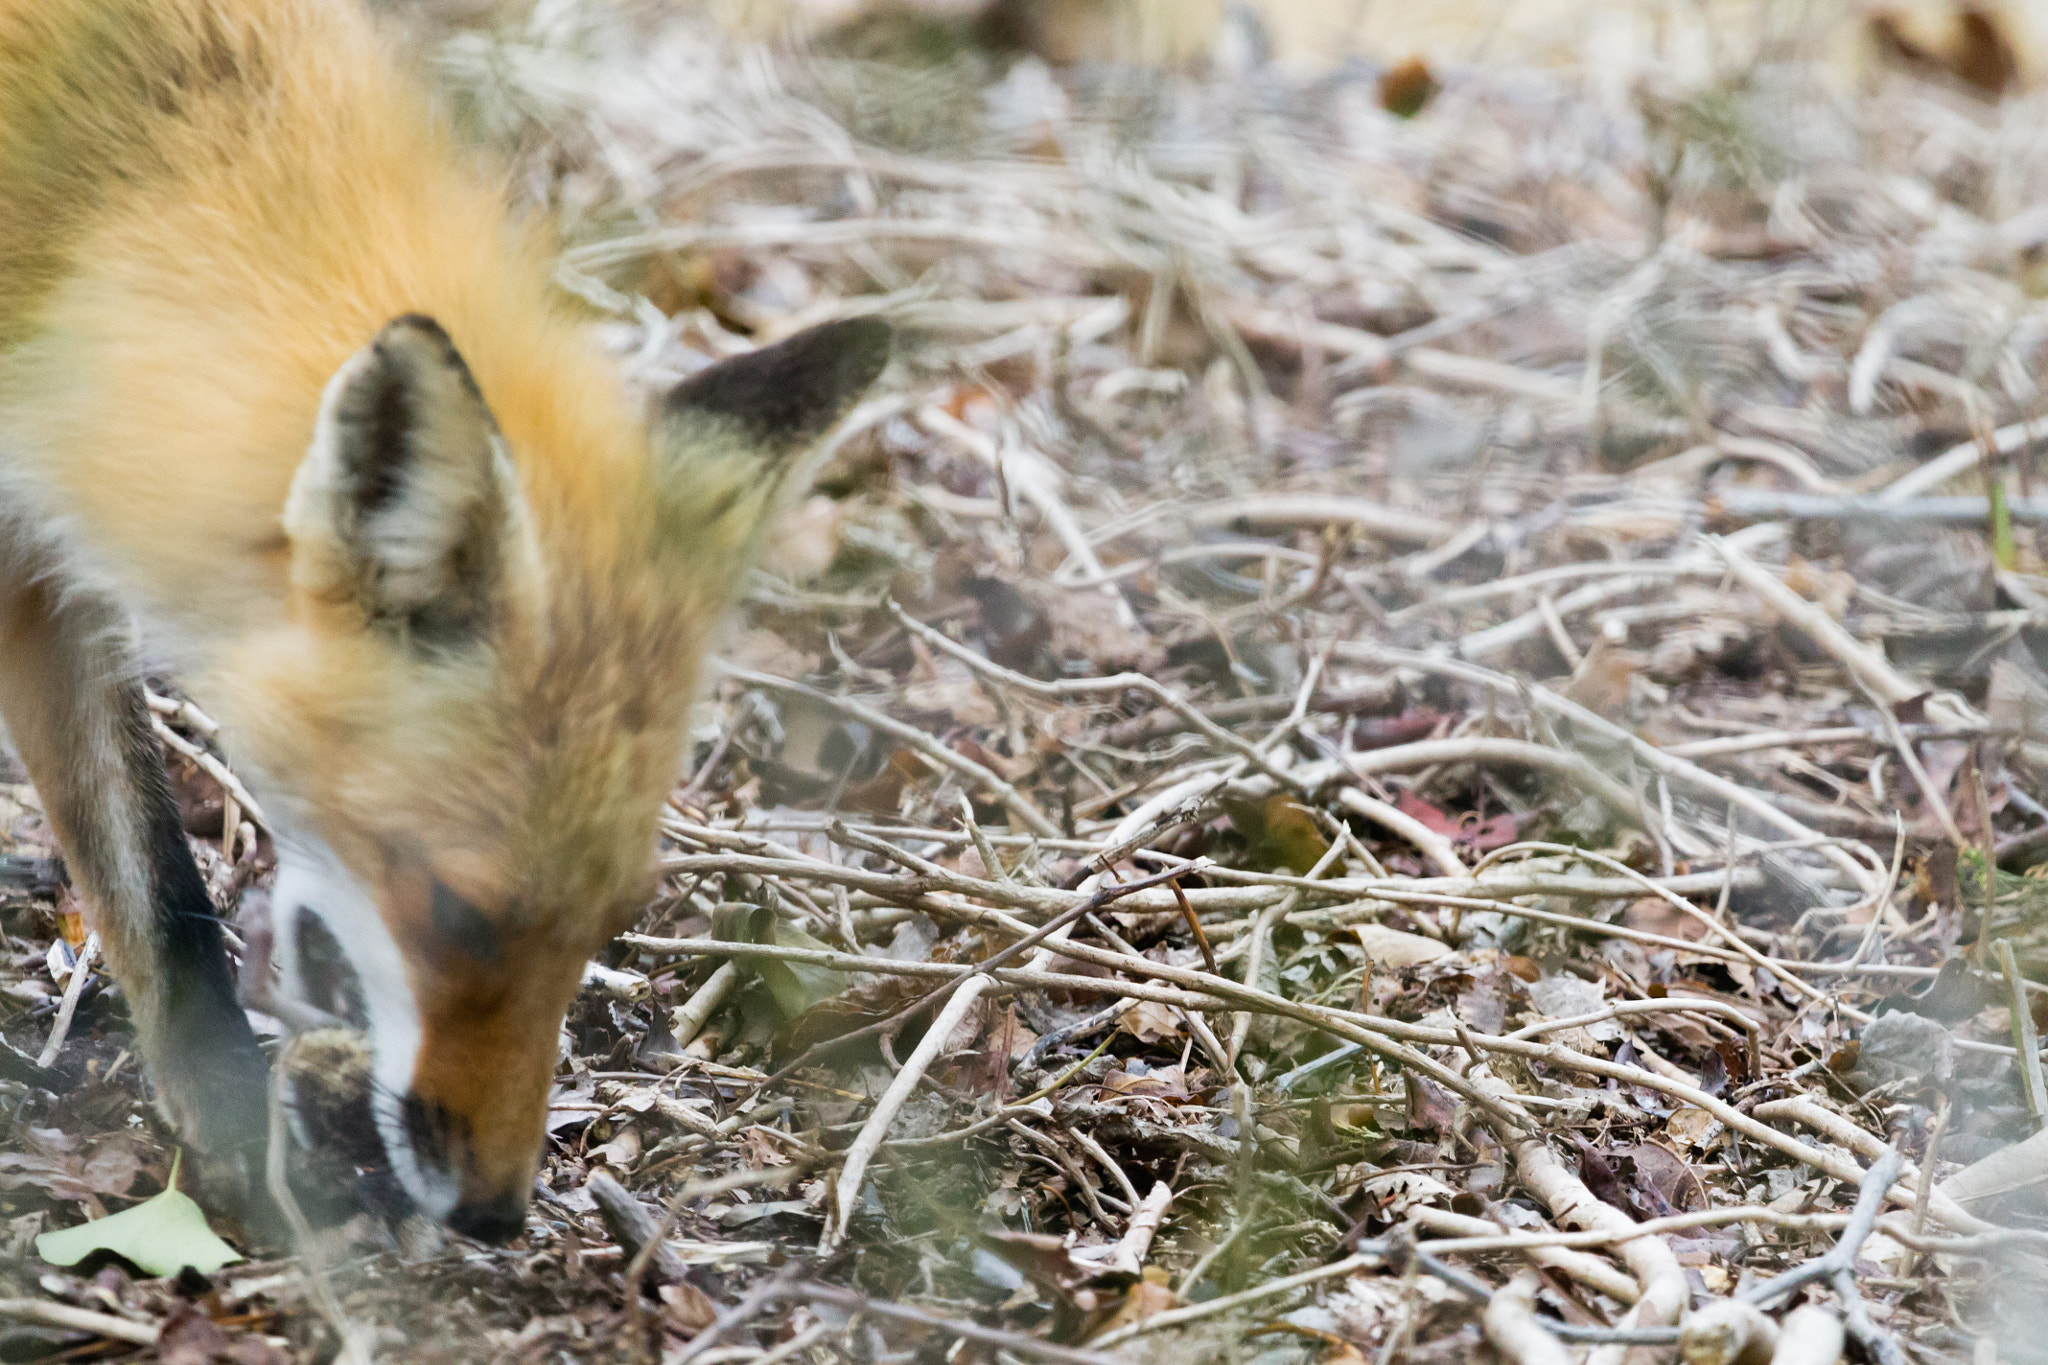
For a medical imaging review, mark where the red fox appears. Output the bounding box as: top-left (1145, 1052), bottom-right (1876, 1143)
top-left (0, 0), bottom-right (887, 1242)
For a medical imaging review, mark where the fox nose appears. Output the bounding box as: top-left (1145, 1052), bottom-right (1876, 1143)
top-left (447, 1192), bottom-right (527, 1244)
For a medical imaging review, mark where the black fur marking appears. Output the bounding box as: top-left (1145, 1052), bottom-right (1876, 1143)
top-left (120, 681), bottom-right (270, 1164)
top-left (292, 905), bottom-right (368, 1029)
top-left (428, 880), bottom-right (502, 966)
top-left (336, 315), bottom-right (477, 519)
top-left (328, 315), bottom-right (503, 648)
top-left (401, 1093), bottom-right (470, 1175)
top-left (664, 316), bottom-right (892, 450)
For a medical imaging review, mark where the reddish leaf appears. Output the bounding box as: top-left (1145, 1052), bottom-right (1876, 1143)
top-left (1389, 789), bottom-right (1459, 837)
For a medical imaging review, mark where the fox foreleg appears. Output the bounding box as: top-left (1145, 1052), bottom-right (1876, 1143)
top-left (0, 553), bottom-right (269, 1189)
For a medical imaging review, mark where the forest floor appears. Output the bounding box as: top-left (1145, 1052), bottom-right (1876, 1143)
top-left (8, 4), bottom-right (2048, 1363)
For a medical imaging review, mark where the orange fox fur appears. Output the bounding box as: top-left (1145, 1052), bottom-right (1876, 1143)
top-left (0, 0), bottom-right (886, 1239)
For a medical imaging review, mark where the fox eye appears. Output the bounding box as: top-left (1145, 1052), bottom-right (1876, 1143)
top-left (429, 879), bottom-right (502, 965)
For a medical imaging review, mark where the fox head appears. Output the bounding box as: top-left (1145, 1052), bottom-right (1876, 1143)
top-left (226, 312), bottom-right (889, 1242)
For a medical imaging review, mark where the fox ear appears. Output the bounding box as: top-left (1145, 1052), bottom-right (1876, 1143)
top-left (659, 316), bottom-right (892, 457)
top-left (286, 315), bottom-right (517, 645)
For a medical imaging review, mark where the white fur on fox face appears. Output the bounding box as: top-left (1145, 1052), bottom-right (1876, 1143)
top-left (271, 845), bottom-right (456, 1219)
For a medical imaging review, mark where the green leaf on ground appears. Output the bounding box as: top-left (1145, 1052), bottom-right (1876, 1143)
top-left (36, 1158), bottom-right (242, 1276)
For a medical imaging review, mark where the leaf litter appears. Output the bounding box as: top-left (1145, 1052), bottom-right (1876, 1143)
top-left (8, 2), bottom-right (2048, 1361)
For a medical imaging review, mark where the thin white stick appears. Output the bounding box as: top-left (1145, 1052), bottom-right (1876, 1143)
top-left (1707, 536), bottom-right (1930, 712)
top-left (1880, 417), bottom-right (2048, 502)
top-left (1082, 1181), bottom-right (1173, 1276)
top-left (0, 1298), bottom-right (157, 1347)
top-left (1406, 1206), bottom-right (1639, 1303)
top-left (37, 933), bottom-right (98, 1069)
top-left (823, 922), bottom-right (1075, 1252)
top-left (1483, 1274), bottom-right (1572, 1365)
top-left (670, 960), bottom-right (740, 1049)
top-left (150, 716), bottom-right (266, 830)
top-left (1334, 788), bottom-right (1466, 878)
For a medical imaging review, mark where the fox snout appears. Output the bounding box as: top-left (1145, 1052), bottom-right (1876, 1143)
top-left (397, 1086), bottom-right (543, 1245)
top-left (273, 863), bottom-right (575, 1244)
top-left (447, 1190), bottom-right (528, 1245)
top-left (390, 969), bottom-right (581, 1244)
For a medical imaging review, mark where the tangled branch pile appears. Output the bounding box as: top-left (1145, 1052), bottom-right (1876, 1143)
top-left (9, 3), bottom-right (2048, 1361)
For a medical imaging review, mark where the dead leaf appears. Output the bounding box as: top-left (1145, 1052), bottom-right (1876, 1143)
top-left (1351, 1168), bottom-right (1455, 1217)
top-left (1620, 896), bottom-right (1707, 941)
top-left (1389, 789), bottom-right (1459, 837)
top-left (902, 661), bottom-right (1002, 728)
top-left (738, 1128), bottom-right (794, 1168)
top-left (1378, 56), bottom-right (1438, 117)
top-left (1620, 1141), bottom-right (1700, 1215)
top-left (1405, 1075), bottom-right (1459, 1137)
top-left (1086, 1279), bottom-right (1181, 1339)
top-left (1458, 809), bottom-right (1528, 853)
top-left (1666, 1107), bottom-right (1724, 1152)
top-left (1352, 923), bottom-right (1451, 967)
top-left (840, 748), bottom-right (923, 817)
top-left (1573, 1136), bottom-right (1631, 1214)
top-left (1118, 1000), bottom-right (1184, 1044)
top-left (1102, 1064), bottom-right (1191, 1101)
top-left (1045, 587), bottom-right (1165, 675)
top-left (659, 1281), bottom-right (721, 1332)
top-left (0, 1152), bottom-right (96, 1203)
top-left (1561, 641), bottom-right (1645, 715)
top-left (157, 1309), bottom-right (235, 1365)
top-left (1224, 792), bottom-right (1332, 875)
top-left (80, 1139), bottom-right (143, 1198)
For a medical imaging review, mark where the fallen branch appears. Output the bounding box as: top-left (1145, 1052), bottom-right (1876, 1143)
top-left (0, 1299), bottom-right (157, 1348)
top-left (1484, 1274), bottom-right (1572, 1365)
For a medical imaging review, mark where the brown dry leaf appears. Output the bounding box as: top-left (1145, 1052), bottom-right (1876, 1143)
top-left (1349, 1168), bottom-right (1455, 1217)
top-left (1118, 1000), bottom-right (1184, 1044)
top-left (978, 1229), bottom-right (1101, 1296)
top-left (951, 734), bottom-right (1035, 783)
top-left (659, 1281), bottom-right (721, 1332)
top-left (79, 1137), bottom-right (144, 1198)
top-left (1405, 1075), bottom-right (1460, 1137)
top-left (1781, 558), bottom-right (1854, 619)
top-left (1619, 896), bottom-right (1707, 941)
top-left (1620, 1141), bottom-right (1701, 1216)
top-left (1988, 658), bottom-right (2048, 744)
top-left (1352, 922), bottom-right (1451, 967)
top-left (56, 887), bottom-right (87, 949)
top-left (934, 993), bottom-right (988, 1054)
top-left (903, 635), bottom-right (1004, 726)
top-left (1086, 1279), bottom-right (1182, 1339)
top-left (0, 1155), bottom-right (92, 1203)
top-left (724, 627), bottom-right (816, 679)
top-left (589, 1125), bottom-right (642, 1170)
top-left (1224, 792), bottom-right (1332, 875)
top-left (1043, 587), bottom-right (1165, 674)
top-left (1378, 55), bottom-right (1437, 117)
top-left (1102, 1064), bottom-right (1192, 1101)
top-left (985, 1004), bottom-right (1041, 1064)
top-left (841, 748), bottom-right (924, 816)
top-left (738, 1128), bottom-right (793, 1168)
top-left (157, 1307), bottom-right (288, 1365)
top-left (1666, 1107), bottom-right (1724, 1152)
top-left (901, 668), bottom-right (1002, 728)
top-left (1561, 641), bottom-right (1645, 715)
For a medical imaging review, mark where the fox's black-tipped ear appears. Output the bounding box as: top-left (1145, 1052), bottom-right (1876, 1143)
top-left (285, 315), bottom-right (520, 645)
top-left (660, 316), bottom-right (892, 453)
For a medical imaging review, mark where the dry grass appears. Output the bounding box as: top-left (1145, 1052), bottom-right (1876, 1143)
top-left (10, 3), bottom-right (2048, 1362)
